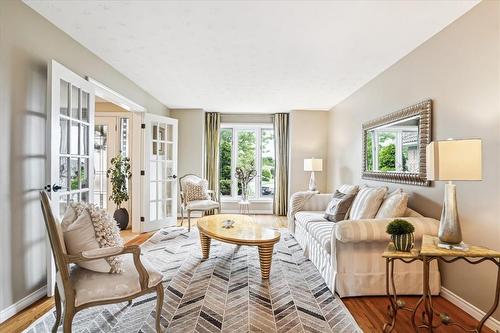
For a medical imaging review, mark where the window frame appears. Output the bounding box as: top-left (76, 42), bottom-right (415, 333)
top-left (220, 123), bottom-right (274, 202)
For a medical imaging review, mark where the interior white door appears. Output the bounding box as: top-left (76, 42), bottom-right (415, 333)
top-left (142, 114), bottom-right (178, 232)
top-left (93, 116), bottom-right (117, 211)
top-left (47, 60), bottom-right (95, 296)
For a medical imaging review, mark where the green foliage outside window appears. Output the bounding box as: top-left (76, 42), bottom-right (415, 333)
top-left (219, 129), bottom-right (232, 195)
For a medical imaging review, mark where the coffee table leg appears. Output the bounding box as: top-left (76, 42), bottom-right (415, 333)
top-left (258, 244), bottom-right (274, 279)
top-left (200, 233), bottom-right (211, 259)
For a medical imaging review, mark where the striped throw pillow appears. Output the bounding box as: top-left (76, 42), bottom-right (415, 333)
top-left (324, 190), bottom-right (355, 222)
top-left (349, 186), bottom-right (388, 220)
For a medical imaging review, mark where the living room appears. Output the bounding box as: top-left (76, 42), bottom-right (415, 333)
top-left (1, 1), bottom-right (499, 332)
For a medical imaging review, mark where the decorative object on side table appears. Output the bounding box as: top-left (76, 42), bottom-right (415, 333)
top-left (107, 154), bottom-right (132, 230)
top-left (426, 138), bottom-right (482, 248)
top-left (382, 234), bottom-right (500, 333)
top-left (386, 219), bottom-right (415, 252)
top-left (235, 161), bottom-right (257, 202)
top-left (304, 158), bottom-right (323, 191)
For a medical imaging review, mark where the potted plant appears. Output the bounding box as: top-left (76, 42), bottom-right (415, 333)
top-left (107, 154), bottom-right (132, 230)
top-left (386, 219), bottom-right (415, 252)
top-left (235, 161), bottom-right (257, 202)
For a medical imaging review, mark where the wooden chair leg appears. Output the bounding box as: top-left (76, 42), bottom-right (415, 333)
top-left (62, 303), bottom-right (75, 333)
top-left (187, 210), bottom-right (191, 232)
top-left (155, 283), bottom-right (164, 332)
top-left (52, 285), bottom-right (62, 333)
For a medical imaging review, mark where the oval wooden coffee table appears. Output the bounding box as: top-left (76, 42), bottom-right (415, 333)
top-left (197, 214), bottom-right (281, 279)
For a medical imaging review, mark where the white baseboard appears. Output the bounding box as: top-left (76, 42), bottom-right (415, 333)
top-left (0, 286), bottom-right (47, 323)
top-left (177, 210), bottom-right (273, 217)
top-left (440, 287), bottom-right (500, 332)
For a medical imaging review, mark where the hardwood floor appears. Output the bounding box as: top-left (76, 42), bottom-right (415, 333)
top-left (343, 296), bottom-right (494, 333)
top-left (0, 215), bottom-right (494, 333)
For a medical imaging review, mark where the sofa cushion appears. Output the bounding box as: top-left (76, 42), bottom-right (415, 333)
top-left (294, 211), bottom-right (328, 230)
top-left (308, 222), bottom-right (335, 254)
top-left (376, 189), bottom-right (408, 218)
top-left (349, 186), bottom-right (388, 220)
top-left (324, 190), bottom-right (355, 222)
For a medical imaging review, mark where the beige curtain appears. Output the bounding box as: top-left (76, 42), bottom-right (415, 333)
top-left (204, 112), bottom-right (221, 214)
top-left (273, 113), bottom-right (290, 216)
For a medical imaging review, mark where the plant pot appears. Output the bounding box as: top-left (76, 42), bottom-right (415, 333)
top-left (113, 208), bottom-right (129, 230)
top-left (391, 233), bottom-right (415, 252)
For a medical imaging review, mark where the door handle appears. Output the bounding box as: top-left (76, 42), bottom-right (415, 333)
top-left (172, 175), bottom-right (177, 179)
top-left (52, 184), bottom-right (62, 192)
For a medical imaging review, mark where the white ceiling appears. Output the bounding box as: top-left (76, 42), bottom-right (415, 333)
top-left (25, 1), bottom-right (478, 113)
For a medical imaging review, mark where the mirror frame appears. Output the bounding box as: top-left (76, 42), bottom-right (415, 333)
top-left (362, 99), bottom-right (432, 186)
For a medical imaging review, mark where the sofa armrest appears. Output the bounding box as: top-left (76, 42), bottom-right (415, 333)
top-left (335, 217), bottom-right (439, 243)
top-left (288, 192), bottom-right (333, 233)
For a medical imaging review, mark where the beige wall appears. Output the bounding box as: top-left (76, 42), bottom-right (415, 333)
top-left (327, 1), bottom-right (500, 319)
top-left (169, 109), bottom-right (205, 179)
top-left (289, 110), bottom-right (329, 196)
top-left (0, 1), bottom-right (168, 313)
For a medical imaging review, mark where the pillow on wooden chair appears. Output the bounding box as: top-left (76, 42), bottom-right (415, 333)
top-left (61, 202), bottom-right (124, 273)
top-left (184, 179), bottom-right (211, 202)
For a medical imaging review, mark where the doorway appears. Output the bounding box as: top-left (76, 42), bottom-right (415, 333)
top-left (47, 60), bottom-right (178, 296)
top-left (93, 101), bottom-right (133, 229)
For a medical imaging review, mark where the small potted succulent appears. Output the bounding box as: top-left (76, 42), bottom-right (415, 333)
top-left (107, 154), bottom-right (132, 230)
top-left (386, 219), bottom-right (415, 252)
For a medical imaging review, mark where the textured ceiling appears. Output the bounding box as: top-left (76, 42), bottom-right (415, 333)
top-left (25, 1), bottom-right (478, 113)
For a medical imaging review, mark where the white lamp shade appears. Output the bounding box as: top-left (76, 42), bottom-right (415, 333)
top-left (304, 158), bottom-right (323, 172)
top-left (426, 139), bottom-right (482, 181)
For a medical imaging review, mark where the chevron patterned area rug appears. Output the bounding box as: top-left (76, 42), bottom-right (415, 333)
top-left (25, 226), bottom-right (361, 333)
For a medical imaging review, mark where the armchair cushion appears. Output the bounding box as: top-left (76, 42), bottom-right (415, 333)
top-left (70, 255), bottom-right (162, 306)
top-left (62, 203), bottom-right (124, 273)
top-left (335, 217), bottom-right (439, 243)
top-left (186, 199), bottom-right (219, 210)
top-left (184, 178), bottom-right (210, 202)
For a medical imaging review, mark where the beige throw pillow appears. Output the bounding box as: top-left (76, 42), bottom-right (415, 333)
top-left (349, 186), bottom-right (388, 220)
top-left (376, 189), bottom-right (408, 218)
top-left (62, 203), bottom-right (124, 273)
top-left (184, 179), bottom-right (210, 202)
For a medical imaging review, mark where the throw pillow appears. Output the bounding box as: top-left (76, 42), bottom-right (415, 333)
top-left (324, 190), bottom-right (355, 222)
top-left (337, 184), bottom-right (359, 195)
top-left (62, 202), bottom-right (124, 273)
top-left (375, 189), bottom-right (409, 218)
top-left (349, 186), bottom-right (388, 220)
top-left (184, 179), bottom-right (210, 202)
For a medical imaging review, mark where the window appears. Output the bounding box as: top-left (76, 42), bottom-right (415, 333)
top-left (219, 124), bottom-right (275, 200)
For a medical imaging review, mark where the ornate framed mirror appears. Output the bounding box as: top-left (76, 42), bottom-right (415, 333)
top-left (362, 99), bottom-right (432, 186)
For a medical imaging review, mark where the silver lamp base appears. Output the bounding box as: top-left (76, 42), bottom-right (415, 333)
top-left (438, 182), bottom-right (462, 245)
top-left (308, 171), bottom-right (317, 192)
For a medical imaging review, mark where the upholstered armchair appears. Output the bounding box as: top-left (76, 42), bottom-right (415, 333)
top-left (179, 174), bottom-right (221, 232)
top-left (39, 191), bottom-right (164, 333)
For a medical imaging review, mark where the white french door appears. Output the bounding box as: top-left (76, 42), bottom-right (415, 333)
top-left (47, 60), bottom-right (95, 296)
top-left (142, 114), bottom-right (178, 232)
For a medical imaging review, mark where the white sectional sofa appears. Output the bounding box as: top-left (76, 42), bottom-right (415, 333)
top-left (288, 191), bottom-right (441, 297)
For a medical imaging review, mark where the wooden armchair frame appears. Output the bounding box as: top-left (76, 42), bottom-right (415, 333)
top-left (39, 191), bottom-right (164, 333)
top-left (179, 174), bottom-right (220, 232)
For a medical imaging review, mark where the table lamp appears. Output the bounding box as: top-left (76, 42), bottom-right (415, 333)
top-left (304, 158), bottom-right (323, 192)
top-left (426, 139), bottom-right (482, 247)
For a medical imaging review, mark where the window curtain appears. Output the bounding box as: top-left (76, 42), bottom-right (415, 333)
top-left (204, 112), bottom-right (221, 214)
top-left (273, 113), bottom-right (290, 216)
